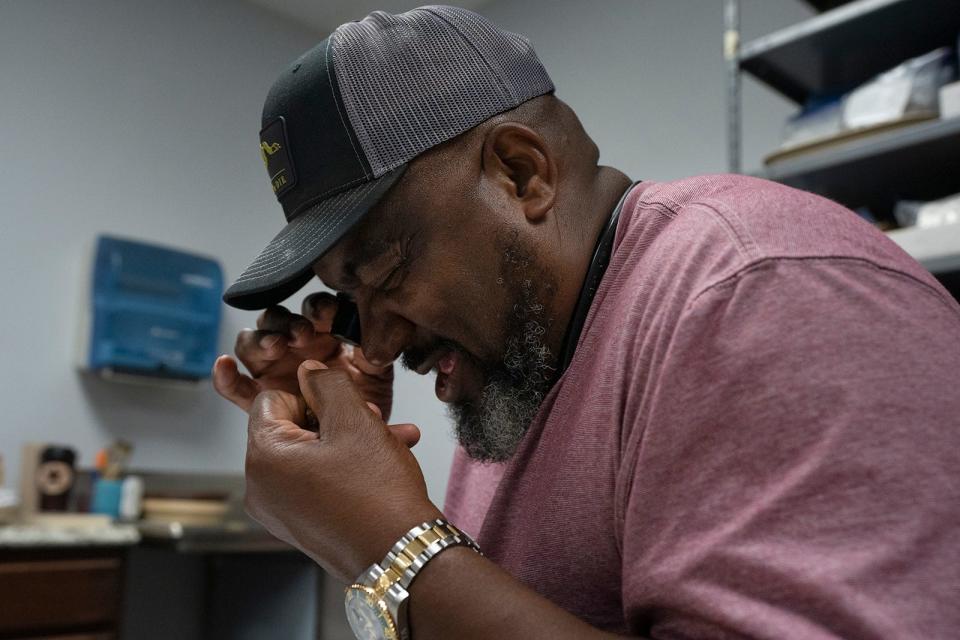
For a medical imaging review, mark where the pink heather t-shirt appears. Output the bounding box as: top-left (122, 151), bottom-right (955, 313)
top-left (443, 175), bottom-right (960, 639)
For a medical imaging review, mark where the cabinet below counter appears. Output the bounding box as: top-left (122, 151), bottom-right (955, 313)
top-left (0, 545), bottom-right (127, 640)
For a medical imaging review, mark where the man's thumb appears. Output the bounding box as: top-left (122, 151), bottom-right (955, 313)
top-left (297, 360), bottom-right (363, 428)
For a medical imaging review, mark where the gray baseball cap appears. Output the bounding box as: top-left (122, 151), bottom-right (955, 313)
top-left (223, 5), bottom-right (554, 310)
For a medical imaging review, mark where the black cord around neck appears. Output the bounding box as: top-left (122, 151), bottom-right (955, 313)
top-left (556, 181), bottom-right (639, 375)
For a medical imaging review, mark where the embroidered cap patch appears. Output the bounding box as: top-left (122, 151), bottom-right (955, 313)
top-left (259, 117), bottom-right (297, 199)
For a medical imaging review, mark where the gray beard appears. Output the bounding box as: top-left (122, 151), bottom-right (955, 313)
top-left (449, 240), bottom-right (558, 463)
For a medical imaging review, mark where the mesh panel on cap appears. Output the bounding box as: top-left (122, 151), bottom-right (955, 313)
top-left (428, 6), bottom-right (553, 105)
top-left (331, 5), bottom-right (554, 177)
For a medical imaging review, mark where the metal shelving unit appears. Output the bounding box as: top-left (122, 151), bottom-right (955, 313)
top-left (727, 0), bottom-right (960, 292)
top-left (740, 0), bottom-right (960, 105)
top-left (763, 116), bottom-right (960, 218)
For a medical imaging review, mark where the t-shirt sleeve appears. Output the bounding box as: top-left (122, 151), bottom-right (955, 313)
top-left (618, 258), bottom-right (960, 639)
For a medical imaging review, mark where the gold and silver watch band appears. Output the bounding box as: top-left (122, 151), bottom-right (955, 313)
top-left (379, 519), bottom-right (481, 590)
top-left (345, 518), bottom-right (481, 640)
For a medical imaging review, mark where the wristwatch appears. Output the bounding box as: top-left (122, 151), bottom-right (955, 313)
top-left (344, 518), bottom-right (481, 640)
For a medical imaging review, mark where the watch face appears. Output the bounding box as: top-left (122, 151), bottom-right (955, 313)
top-left (345, 585), bottom-right (398, 640)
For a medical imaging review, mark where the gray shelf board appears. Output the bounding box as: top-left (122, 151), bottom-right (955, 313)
top-left (740, 0), bottom-right (960, 104)
top-left (761, 117), bottom-right (960, 218)
top-left (887, 222), bottom-right (960, 273)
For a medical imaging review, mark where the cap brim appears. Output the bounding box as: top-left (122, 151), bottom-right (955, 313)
top-left (223, 164), bottom-right (407, 310)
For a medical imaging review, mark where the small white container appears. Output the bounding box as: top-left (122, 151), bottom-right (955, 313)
top-left (119, 476), bottom-right (144, 521)
top-left (940, 81), bottom-right (960, 120)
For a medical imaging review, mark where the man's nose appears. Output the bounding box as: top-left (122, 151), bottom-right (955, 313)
top-left (358, 301), bottom-right (414, 367)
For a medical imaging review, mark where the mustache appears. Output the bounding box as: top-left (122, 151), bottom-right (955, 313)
top-left (400, 337), bottom-right (467, 372)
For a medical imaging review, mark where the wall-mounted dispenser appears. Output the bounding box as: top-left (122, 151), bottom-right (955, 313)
top-left (78, 235), bottom-right (224, 384)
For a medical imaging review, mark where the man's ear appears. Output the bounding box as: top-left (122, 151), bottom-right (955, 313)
top-left (481, 122), bottom-right (556, 222)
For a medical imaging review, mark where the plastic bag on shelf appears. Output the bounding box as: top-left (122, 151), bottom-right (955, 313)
top-left (844, 47), bottom-right (956, 129)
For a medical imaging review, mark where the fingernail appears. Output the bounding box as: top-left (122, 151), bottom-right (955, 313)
top-left (301, 360), bottom-right (323, 370)
top-left (260, 335), bottom-right (281, 349)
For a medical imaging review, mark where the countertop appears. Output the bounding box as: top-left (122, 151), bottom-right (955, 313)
top-left (0, 471), bottom-right (296, 554)
top-left (0, 521), bottom-right (140, 547)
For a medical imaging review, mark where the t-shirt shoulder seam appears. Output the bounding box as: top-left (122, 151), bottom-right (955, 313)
top-left (694, 197), bottom-right (762, 261)
top-left (634, 195), bottom-right (760, 263)
top-left (687, 255), bottom-right (960, 320)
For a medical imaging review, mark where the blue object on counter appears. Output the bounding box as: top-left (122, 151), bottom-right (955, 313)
top-left (80, 235), bottom-right (224, 381)
top-left (90, 478), bottom-right (124, 518)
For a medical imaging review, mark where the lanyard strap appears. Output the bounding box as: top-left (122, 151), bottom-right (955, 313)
top-left (556, 181), bottom-right (639, 374)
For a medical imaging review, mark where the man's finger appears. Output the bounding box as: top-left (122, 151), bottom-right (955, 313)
top-left (287, 316), bottom-right (315, 345)
top-left (388, 423), bottom-right (421, 448)
top-left (302, 292), bottom-right (338, 333)
top-left (256, 305), bottom-right (294, 333)
top-left (248, 390), bottom-right (313, 444)
top-left (297, 360), bottom-right (367, 430)
top-left (288, 316), bottom-right (342, 360)
top-left (250, 388), bottom-right (303, 423)
top-left (212, 355), bottom-right (259, 412)
top-left (235, 329), bottom-right (289, 376)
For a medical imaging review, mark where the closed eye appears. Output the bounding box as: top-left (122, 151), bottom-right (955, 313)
top-left (379, 234), bottom-right (417, 293)
top-left (380, 260), bottom-right (407, 292)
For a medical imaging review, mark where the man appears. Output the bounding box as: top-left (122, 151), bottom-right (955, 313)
top-left (213, 6), bottom-right (960, 639)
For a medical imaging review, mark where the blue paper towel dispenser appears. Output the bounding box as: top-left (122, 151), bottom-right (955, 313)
top-left (78, 235), bottom-right (224, 382)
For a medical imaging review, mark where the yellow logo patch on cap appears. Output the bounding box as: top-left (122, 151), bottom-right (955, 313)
top-left (258, 117), bottom-right (297, 198)
top-left (260, 141), bottom-right (282, 168)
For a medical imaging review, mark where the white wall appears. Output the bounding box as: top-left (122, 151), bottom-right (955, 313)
top-left (0, 0), bottom-right (813, 512)
top-left (480, 0), bottom-right (813, 177)
top-left (0, 0), bottom-right (457, 506)
top-left (0, 0), bottom-right (296, 487)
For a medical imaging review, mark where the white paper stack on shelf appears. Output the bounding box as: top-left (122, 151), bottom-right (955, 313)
top-left (894, 192), bottom-right (960, 229)
top-left (843, 48), bottom-right (953, 129)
